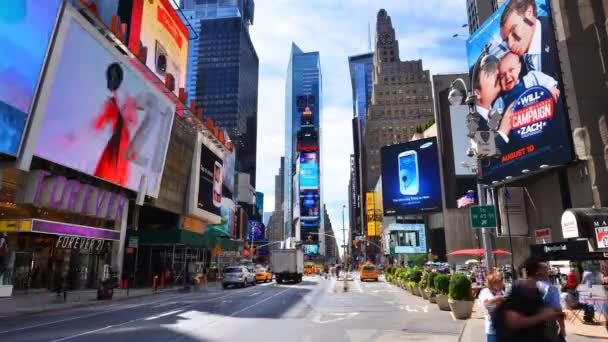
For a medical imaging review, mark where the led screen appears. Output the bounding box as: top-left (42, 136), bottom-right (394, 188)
top-left (300, 190), bottom-right (320, 220)
top-left (299, 152), bottom-right (319, 189)
top-left (0, 0), bottom-right (62, 156)
top-left (303, 244), bottom-right (319, 255)
top-left (34, 13), bottom-right (175, 197)
top-left (388, 224), bottom-right (427, 254)
top-left (380, 137), bottom-right (442, 215)
top-left (248, 220), bottom-right (264, 241)
top-left (198, 144), bottom-right (223, 216)
top-left (301, 226), bottom-right (319, 244)
top-left (466, 0), bottom-right (573, 183)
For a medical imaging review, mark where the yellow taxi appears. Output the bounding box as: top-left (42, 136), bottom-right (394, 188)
top-left (359, 263), bottom-right (379, 282)
top-left (304, 263), bottom-right (314, 275)
top-left (255, 267), bottom-right (273, 283)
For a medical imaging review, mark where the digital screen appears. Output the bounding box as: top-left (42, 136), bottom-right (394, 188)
top-left (301, 226), bottom-right (319, 244)
top-left (222, 149), bottom-right (235, 198)
top-left (206, 198), bottom-right (235, 236)
top-left (466, 0), bottom-right (573, 183)
top-left (300, 190), bottom-right (320, 219)
top-left (248, 220), bottom-right (264, 240)
top-left (299, 152), bottom-right (319, 189)
top-left (0, 0), bottom-right (62, 156)
top-left (297, 128), bottom-right (318, 152)
top-left (388, 224), bottom-right (427, 254)
top-left (380, 137), bottom-right (442, 215)
top-left (34, 14), bottom-right (175, 197)
top-left (255, 191), bottom-right (264, 217)
top-left (198, 144), bottom-right (222, 216)
top-left (303, 244), bottom-right (319, 255)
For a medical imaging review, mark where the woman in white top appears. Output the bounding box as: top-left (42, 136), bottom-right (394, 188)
top-left (479, 272), bottom-right (506, 342)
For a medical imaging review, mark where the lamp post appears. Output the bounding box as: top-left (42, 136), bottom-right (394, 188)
top-left (448, 77), bottom-right (494, 274)
top-left (342, 204), bottom-right (348, 291)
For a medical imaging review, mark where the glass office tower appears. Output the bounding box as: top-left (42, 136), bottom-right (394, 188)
top-left (284, 43), bottom-right (324, 257)
top-left (348, 53), bottom-right (373, 133)
top-left (181, 0), bottom-right (258, 186)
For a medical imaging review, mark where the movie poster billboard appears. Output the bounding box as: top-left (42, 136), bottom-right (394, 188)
top-left (198, 143), bottom-right (223, 217)
top-left (380, 137), bottom-right (442, 216)
top-left (388, 224), bottom-right (427, 254)
top-left (0, 0), bottom-right (62, 156)
top-left (34, 9), bottom-right (175, 197)
top-left (466, 0), bottom-right (573, 184)
top-left (128, 0), bottom-right (188, 95)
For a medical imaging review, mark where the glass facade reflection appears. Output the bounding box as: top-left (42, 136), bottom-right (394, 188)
top-left (284, 43), bottom-right (323, 254)
top-left (348, 53), bottom-right (373, 133)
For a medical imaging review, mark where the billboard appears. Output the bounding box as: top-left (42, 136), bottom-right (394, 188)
top-left (35, 11), bottom-right (175, 197)
top-left (222, 148), bottom-right (235, 199)
top-left (366, 192), bottom-right (381, 237)
top-left (0, 0), bottom-right (62, 156)
top-left (466, 0), bottom-right (573, 183)
top-left (380, 137), bottom-right (442, 216)
top-left (303, 244), bottom-right (319, 255)
top-left (255, 192), bottom-right (264, 218)
top-left (248, 220), bottom-right (264, 241)
top-left (388, 224), bottom-right (427, 254)
top-left (300, 190), bottom-right (320, 221)
top-left (301, 226), bottom-right (319, 244)
top-left (128, 0), bottom-right (189, 95)
top-left (299, 152), bottom-right (319, 189)
top-left (198, 144), bottom-right (223, 217)
top-left (206, 198), bottom-right (235, 237)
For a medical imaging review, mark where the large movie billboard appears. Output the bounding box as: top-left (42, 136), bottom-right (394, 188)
top-left (128, 0), bottom-right (188, 95)
top-left (0, 0), bottom-right (62, 156)
top-left (380, 137), bottom-right (442, 216)
top-left (35, 10), bottom-right (174, 197)
top-left (466, 0), bottom-right (573, 183)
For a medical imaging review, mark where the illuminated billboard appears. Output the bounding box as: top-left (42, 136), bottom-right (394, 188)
top-left (388, 224), bottom-right (427, 254)
top-left (0, 0), bottom-right (62, 156)
top-left (34, 9), bottom-right (175, 197)
top-left (198, 144), bottom-right (223, 217)
top-left (380, 137), bottom-right (442, 216)
top-left (300, 190), bottom-right (320, 220)
top-left (303, 244), bottom-right (319, 255)
top-left (366, 192), bottom-right (381, 237)
top-left (128, 0), bottom-right (189, 95)
top-left (248, 220), bottom-right (264, 241)
top-left (299, 152), bottom-right (319, 189)
top-left (222, 147), bottom-right (235, 199)
top-left (301, 226), bottom-right (319, 244)
top-left (466, 0), bottom-right (573, 183)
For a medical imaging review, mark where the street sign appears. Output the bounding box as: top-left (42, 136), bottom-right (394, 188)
top-left (470, 205), bottom-right (497, 229)
top-left (128, 237), bottom-right (139, 248)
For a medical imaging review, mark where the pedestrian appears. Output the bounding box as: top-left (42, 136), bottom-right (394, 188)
top-left (535, 262), bottom-right (566, 341)
top-left (492, 257), bottom-right (563, 341)
top-left (479, 272), bottom-right (506, 342)
top-left (582, 267), bottom-right (593, 289)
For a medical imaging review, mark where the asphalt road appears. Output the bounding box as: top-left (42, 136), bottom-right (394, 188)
top-left (0, 275), bottom-right (465, 342)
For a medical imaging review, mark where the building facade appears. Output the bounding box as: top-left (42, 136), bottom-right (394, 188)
top-left (323, 205), bottom-right (339, 263)
top-left (466, 0), bottom-right (506, 34)
top-left (283, 43), bottom-right (324, 257)
top-left (364, 9), bottom-right (435, 192)
top-left (181, 0), bottom-right (259, 187)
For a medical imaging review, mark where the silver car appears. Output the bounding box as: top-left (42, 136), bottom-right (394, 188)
top-left (222, 266), bottom-right (256, 289)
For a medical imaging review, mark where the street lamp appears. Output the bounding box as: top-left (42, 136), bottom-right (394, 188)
top-left (342, 204), bottom-right (348, 291)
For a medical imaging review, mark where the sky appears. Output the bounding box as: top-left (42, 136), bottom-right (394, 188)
top-left (250, 0), bottom-right (470, 253)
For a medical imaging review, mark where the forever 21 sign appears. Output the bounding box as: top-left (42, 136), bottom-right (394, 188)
top-left (55, 235), bottom-right (105, 252)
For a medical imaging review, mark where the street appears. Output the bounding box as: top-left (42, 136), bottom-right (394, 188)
top-left (0, 275), bottom-right (463, 342)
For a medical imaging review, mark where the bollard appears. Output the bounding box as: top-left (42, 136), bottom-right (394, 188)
top-left (152, 275), bottom-right (158, 292)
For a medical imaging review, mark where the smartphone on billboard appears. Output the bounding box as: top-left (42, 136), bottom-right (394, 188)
top-left (398, 150), bottom-right (419, 195)
top-left (213, 161), bottom-right (222, 207)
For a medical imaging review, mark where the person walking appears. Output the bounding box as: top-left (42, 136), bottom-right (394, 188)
top-left (479, 272), bottom-right (506, 342)
top-left (536, 262), bottom-right (566, 341)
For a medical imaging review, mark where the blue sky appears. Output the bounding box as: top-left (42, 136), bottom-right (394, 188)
top-left (250, 0), bottom-right (469, 252)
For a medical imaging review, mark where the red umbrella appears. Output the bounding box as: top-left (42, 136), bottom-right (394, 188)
top-left (447, 249), bottom-right (484, 256)
top-left (492, 249), bottom-right (512, 255)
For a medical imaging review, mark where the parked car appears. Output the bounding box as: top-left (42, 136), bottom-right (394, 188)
top-left (222, 266), bottom-right (256, 289)
top-left (255, 267), bottom-right (273, 283)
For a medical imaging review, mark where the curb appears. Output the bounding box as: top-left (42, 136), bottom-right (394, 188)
top-left (457, 319), bottom-right (469, 342)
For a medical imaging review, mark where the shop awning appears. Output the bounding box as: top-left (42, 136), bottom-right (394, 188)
top-left (132, 228), bottom-right (241, 251)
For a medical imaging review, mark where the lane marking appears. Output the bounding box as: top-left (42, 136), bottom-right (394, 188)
top-left (312, 312), bottom-right (359, 324)
top-left (229, 288), bottom-right (290, 317)
top-left (248, 292), bottom-right (261, 297)
top-left (144, 310), bottom-right (182, 321)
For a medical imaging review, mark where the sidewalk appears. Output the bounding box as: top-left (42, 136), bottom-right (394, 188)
top-left (459, 301), bottom-right (606, 341)
top-left (0, 282), bottom-right (221, 318)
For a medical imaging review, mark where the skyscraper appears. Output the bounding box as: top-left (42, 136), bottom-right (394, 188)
top-left (364, 9), bottom-right (435, 192)
top-left (181, 0), bottom-right (259, 186)
top-left (466, 0), bottom-right (504, 34)
top-left (283, 43), bottom-right (324, 257)
top-left (271, 156), bottom-right (285, 243)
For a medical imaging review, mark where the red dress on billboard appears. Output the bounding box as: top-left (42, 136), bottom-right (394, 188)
top-left (93, 95), bottom-right (137, 186)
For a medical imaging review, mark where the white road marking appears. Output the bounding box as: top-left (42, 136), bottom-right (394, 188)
top-left (144, 309), bottom-right (182, 321)
top-left (312, 312), bottom-right (359, 324)
top-left (405, 305), bottom-right (418, 312)
top-left (229, 288), bottom-right (290, 317)
top-left (248, 292), bottom-right (262, 297)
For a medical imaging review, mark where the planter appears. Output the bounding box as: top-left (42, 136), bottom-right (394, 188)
top-left (425, 289), bottom-right (437, 303)
top-left (429, 293), bottom-right (437, 304)
top-left (0, 285), bottom-right (13, 297)
top-left (436, 294), bottom-right (451, 311)
top-left (413, 286), bottom-right (421, 297)
top-left (419, 286), bottom-right (428, 299)
top-left (448, 298), bottom-right (474, 319)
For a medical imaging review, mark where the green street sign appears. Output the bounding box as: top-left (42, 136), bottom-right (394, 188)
top-left (470, 205), bottom-right (497, 229)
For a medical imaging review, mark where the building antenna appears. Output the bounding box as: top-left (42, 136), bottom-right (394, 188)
top-left (367, 22), bottom-right (372, 52)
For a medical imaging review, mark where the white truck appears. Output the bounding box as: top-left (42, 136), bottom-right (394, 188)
top-left (271, 248), bottom-right (304, 284)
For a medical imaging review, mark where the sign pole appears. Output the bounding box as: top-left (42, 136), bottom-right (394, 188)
top-left (504, 186), bottom-right (515, 278)
top-left (478, 183), bottom-right (494, 273)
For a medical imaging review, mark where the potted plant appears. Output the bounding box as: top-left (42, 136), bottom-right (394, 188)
top-left (434, 274), bottom-right (451, 311)
top-left (426, 272), bottom-right (438, 303)
top-left (419, 271), bottom-right (429, 299)
top-left (411, 267), bottom-right (423, 296)
top-left (448, 273), bottom-right (474, 319)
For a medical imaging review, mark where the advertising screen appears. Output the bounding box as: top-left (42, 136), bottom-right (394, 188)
top-left (303, 244), bottom-right (319, 255)
top-left (301, 226), bottom-right (319, 244)
top-left (300, 190), bottom-right (320, 220)
top-left (380, 137), bottom-right (442, 216)
top-left (466, 0), bottom-right (573, 183)
top-left (222, 149), bottom-right (235, 199)
top-left (388, 224), bottom-right (427, 254)
top-left (248, 220), bottom-right (264, 241)
top-left (128, 0), bottom-right (188, 95)
top-left (297, 128), bottom-right (318, 152)
top-left (0, 0), bottom-right (62, 156)
top-left (198, 144), bottom-right (223, 216)
top-left (255, 192), bottom-right (264, 218)
top-left (35, 12), bottom-right (175, 197)
top-left (299, 152), bottom-right (319, 189)
top-left (206, 197), bottom-right (235, 237)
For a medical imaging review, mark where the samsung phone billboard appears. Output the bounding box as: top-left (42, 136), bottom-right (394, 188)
top-left (380, 137), bottom-right (442, 216)
top-left (466, 0), bottom-right (573, 183)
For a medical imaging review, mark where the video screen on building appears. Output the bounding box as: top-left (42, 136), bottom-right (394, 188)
top-left (299, 152), bottom-right (319, 189)
top-left (34, 10), bottom-right (175, 198)
top-left (303, 244), bottom-right (319, 255)
top-left (297, 128), bottom-right (318, 152)
top-left (388, 224), bottom-right (427, 254)
top-left (300, 190), bottom-right (320, 220)
top-left (301, 226), bottom-right (319, 244)
top-left (248, 220), bottom-right (264, 241)
top-left (466, 0), bottom-right (573, 183)
top-left (380, 137), bottom-right (442, 216)
top-left (0, 0), bottom-right (62, 156)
